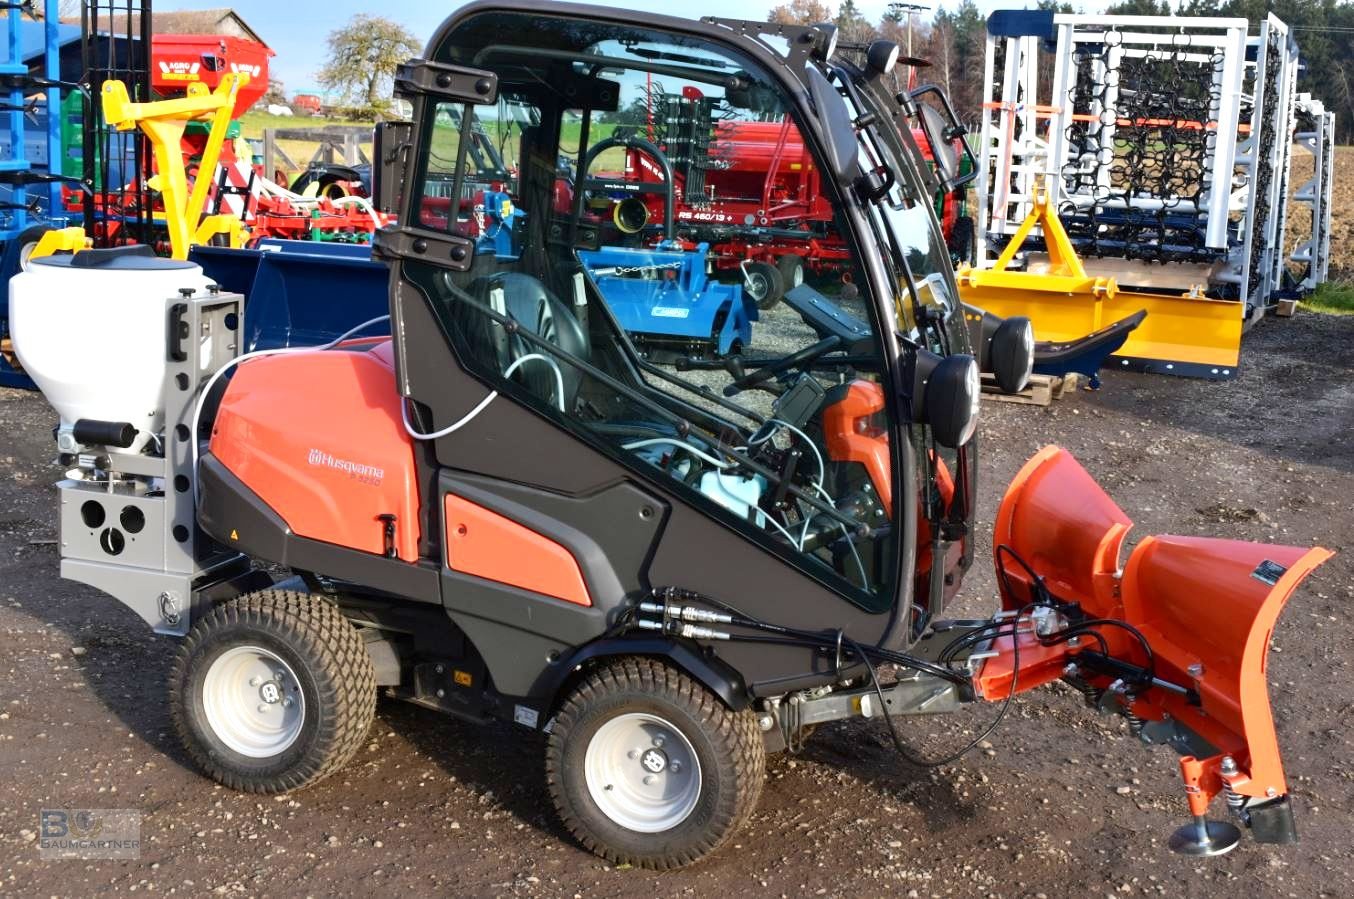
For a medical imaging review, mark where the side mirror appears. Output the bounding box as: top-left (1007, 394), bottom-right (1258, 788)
top-left (806, 66), bottom-right (859, 184)
top-left (372, 120), bottom-right (413, 216)
top-left (918, 103), bottom-right (958, 183)
top-left (911, 349), bottom-right (980, 449)
top-left (908, 84), bottom-right (976, 193)
top-left (964, 304), bottom-right (1034, 394)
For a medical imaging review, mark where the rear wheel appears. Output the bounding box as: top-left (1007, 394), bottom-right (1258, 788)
top-left (743, 260), bottom-right (784, 311)
top-left (170, 590), bottom-right (375, 793)
top-left (546, 658), bottom-right (765, 869)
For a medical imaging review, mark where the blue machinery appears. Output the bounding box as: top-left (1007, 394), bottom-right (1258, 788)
top-left (190, 237), bottom-right (754, 360)
top-left (1, 0), bottom-right (74, 388)
top-left (577, 242), bottom-right (754, 358)
top-left (1, 0), bottom-right (62, 232)
top-left (190, 240), bottom-right (390, 352)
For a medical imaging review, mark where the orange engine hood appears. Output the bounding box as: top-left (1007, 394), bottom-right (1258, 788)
top-left (210, 340), bottom-right (421, 562)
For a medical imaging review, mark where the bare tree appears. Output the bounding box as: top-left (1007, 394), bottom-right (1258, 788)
top-left (768, 0), bottom-right (833, 25)
top-left (318, 14), bottom-right (420, 119)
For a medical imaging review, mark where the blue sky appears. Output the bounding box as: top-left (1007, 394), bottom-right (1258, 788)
top-left (160, 0), bottom-right (1104, 91)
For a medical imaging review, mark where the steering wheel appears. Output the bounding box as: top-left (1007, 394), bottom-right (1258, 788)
top-left (722, 335), bottom-right (844, 396)
top-left (579, 134), bottom-right (676, 242)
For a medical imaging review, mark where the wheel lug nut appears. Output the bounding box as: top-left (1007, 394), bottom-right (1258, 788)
top-left (282, 698), bottom-right (293, 708)
top-left (257, 704), bottom-right (269, 713)
top-left (249, 676), bottom-right (262, 686)
top-left (628, 749), bottom-right (639, 759)
top-left (653, 736), bottom-right (665, 748)
top-left (670, 761), bottom-right (681, 773)
top-left (643, 774), bottom-right (656, 785)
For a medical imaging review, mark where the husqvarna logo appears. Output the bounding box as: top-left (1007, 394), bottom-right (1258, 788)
top-left (308, 448), bottom-right (385, 486)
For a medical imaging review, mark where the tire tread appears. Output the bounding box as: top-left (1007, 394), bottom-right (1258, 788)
top-left (169, 590), bottom-right (376, 794)
top-left (545, 657), bottom-right (764, 869)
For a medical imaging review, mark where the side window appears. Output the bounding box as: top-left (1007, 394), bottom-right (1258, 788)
top-left (415, 18), bottom-right (899, 610)
top-left (418, 103), bottom-right (521, 238)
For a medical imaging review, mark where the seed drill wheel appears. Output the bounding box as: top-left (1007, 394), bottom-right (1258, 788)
top-left (776, 254), bottom-right (805, 295)
top-left (170, 591), bottom-right (375, 793)
top-left (546, 658), bottom-right (765, 869)
top-left (744, 260), bottom-right (785, 311)
top-left (14, 225), bottom-right (52, 273)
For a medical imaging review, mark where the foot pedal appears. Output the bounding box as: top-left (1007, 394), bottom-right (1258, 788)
top-left (1168, 815), bottom-right (1241, 856)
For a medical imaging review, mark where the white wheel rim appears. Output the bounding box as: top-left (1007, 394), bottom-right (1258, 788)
top-left (584, 712), bottom-right (702, 833)
top-left (202, 645), bottom-right (306, 758)
top-left (18, 241), bottom-right (39, 273)
top-left (747, 272), bottom-right (769, 300)
top-left (788, 262), bottom-right (804, 288)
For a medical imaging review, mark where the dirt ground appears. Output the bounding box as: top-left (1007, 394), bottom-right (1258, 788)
top-left (1, 308), bottom-right (1352, 898)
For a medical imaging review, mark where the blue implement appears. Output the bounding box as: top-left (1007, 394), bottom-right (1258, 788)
top-left (577, 242), bottom-right (755, 359)
top-left (191, 240), bottom-right (389, 351)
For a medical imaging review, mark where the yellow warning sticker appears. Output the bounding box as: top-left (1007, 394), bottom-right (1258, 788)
top-left (230, 529), bottom-right (239, 541)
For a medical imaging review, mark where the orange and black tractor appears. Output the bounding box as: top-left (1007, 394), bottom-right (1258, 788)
top-left (15, 2), bottom-right (1330, 869)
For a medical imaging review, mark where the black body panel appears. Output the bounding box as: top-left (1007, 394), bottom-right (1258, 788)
top-left (436, 471), bottom-right (667, 696)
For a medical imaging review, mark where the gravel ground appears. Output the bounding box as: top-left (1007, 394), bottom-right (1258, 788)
top-left (0, 309), bottom-right (1351, 898)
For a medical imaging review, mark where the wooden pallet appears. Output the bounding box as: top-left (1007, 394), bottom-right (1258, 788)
top-left (980, 372), bottom-right (1079, 407)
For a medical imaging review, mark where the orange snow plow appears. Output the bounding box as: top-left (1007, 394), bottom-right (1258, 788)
top-left (975, 446), bottom-right (1331, 854)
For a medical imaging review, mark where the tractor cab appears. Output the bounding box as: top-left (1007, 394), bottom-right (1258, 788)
top-left (373, 4), bottom-right (991, 634)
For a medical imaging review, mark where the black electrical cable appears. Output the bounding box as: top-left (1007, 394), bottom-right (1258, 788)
top-left (1037, 624), bottom-right (1110, 657)
top-left (936, 622), bottom-right (1021, 666)
top-left (1053, 618), bottom-right (1155, 682)
top-left (847, 613), bottom-right (1023, 768)
top-left (991, 545), bottom-right (1154, 681)
top-left (995, 543), bottom-right (1050, 605)
top-left (656, 587), bottom-right (969, 686)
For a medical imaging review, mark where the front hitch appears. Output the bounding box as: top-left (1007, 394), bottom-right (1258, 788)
top-left (974, 446), bottom-right (1331, 854)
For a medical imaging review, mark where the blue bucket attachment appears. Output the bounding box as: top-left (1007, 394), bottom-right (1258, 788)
top-left (191, 240), bottom-right (391, 351)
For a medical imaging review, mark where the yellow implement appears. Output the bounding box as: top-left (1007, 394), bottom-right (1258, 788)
top-left (958, 186), bottom-right (1243, 378)
top-left (28, 226), bottom-right (91, 262)
top-left (101, 75), bottom-right (249, 259)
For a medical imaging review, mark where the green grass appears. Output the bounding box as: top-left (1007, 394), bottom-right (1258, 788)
top-left (237, 110), bottom-right (372, 140)
top-left (1303, 281), bottom-right (1354, 315)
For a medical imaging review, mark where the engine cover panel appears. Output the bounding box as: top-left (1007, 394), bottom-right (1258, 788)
top-left (211, 340), bottom-right (421, 561)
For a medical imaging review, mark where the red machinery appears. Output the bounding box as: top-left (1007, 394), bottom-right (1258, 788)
top-left (593, 93), bottom-right (961, 306)
top-left (67, 33), bottom-right (387, 249)
top-left (150, 34), bottom-right (274, 118)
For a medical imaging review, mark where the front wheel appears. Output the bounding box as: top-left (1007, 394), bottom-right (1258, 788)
top-left (169, 591), bottom-right (376, 793)
top-left (546, 659), bottom-right (765, 869)
top-left (743, 260), bottom-right (785, 311)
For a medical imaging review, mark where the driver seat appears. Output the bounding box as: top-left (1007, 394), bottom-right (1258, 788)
top-left (453, 271), bottom-right (590, 411)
